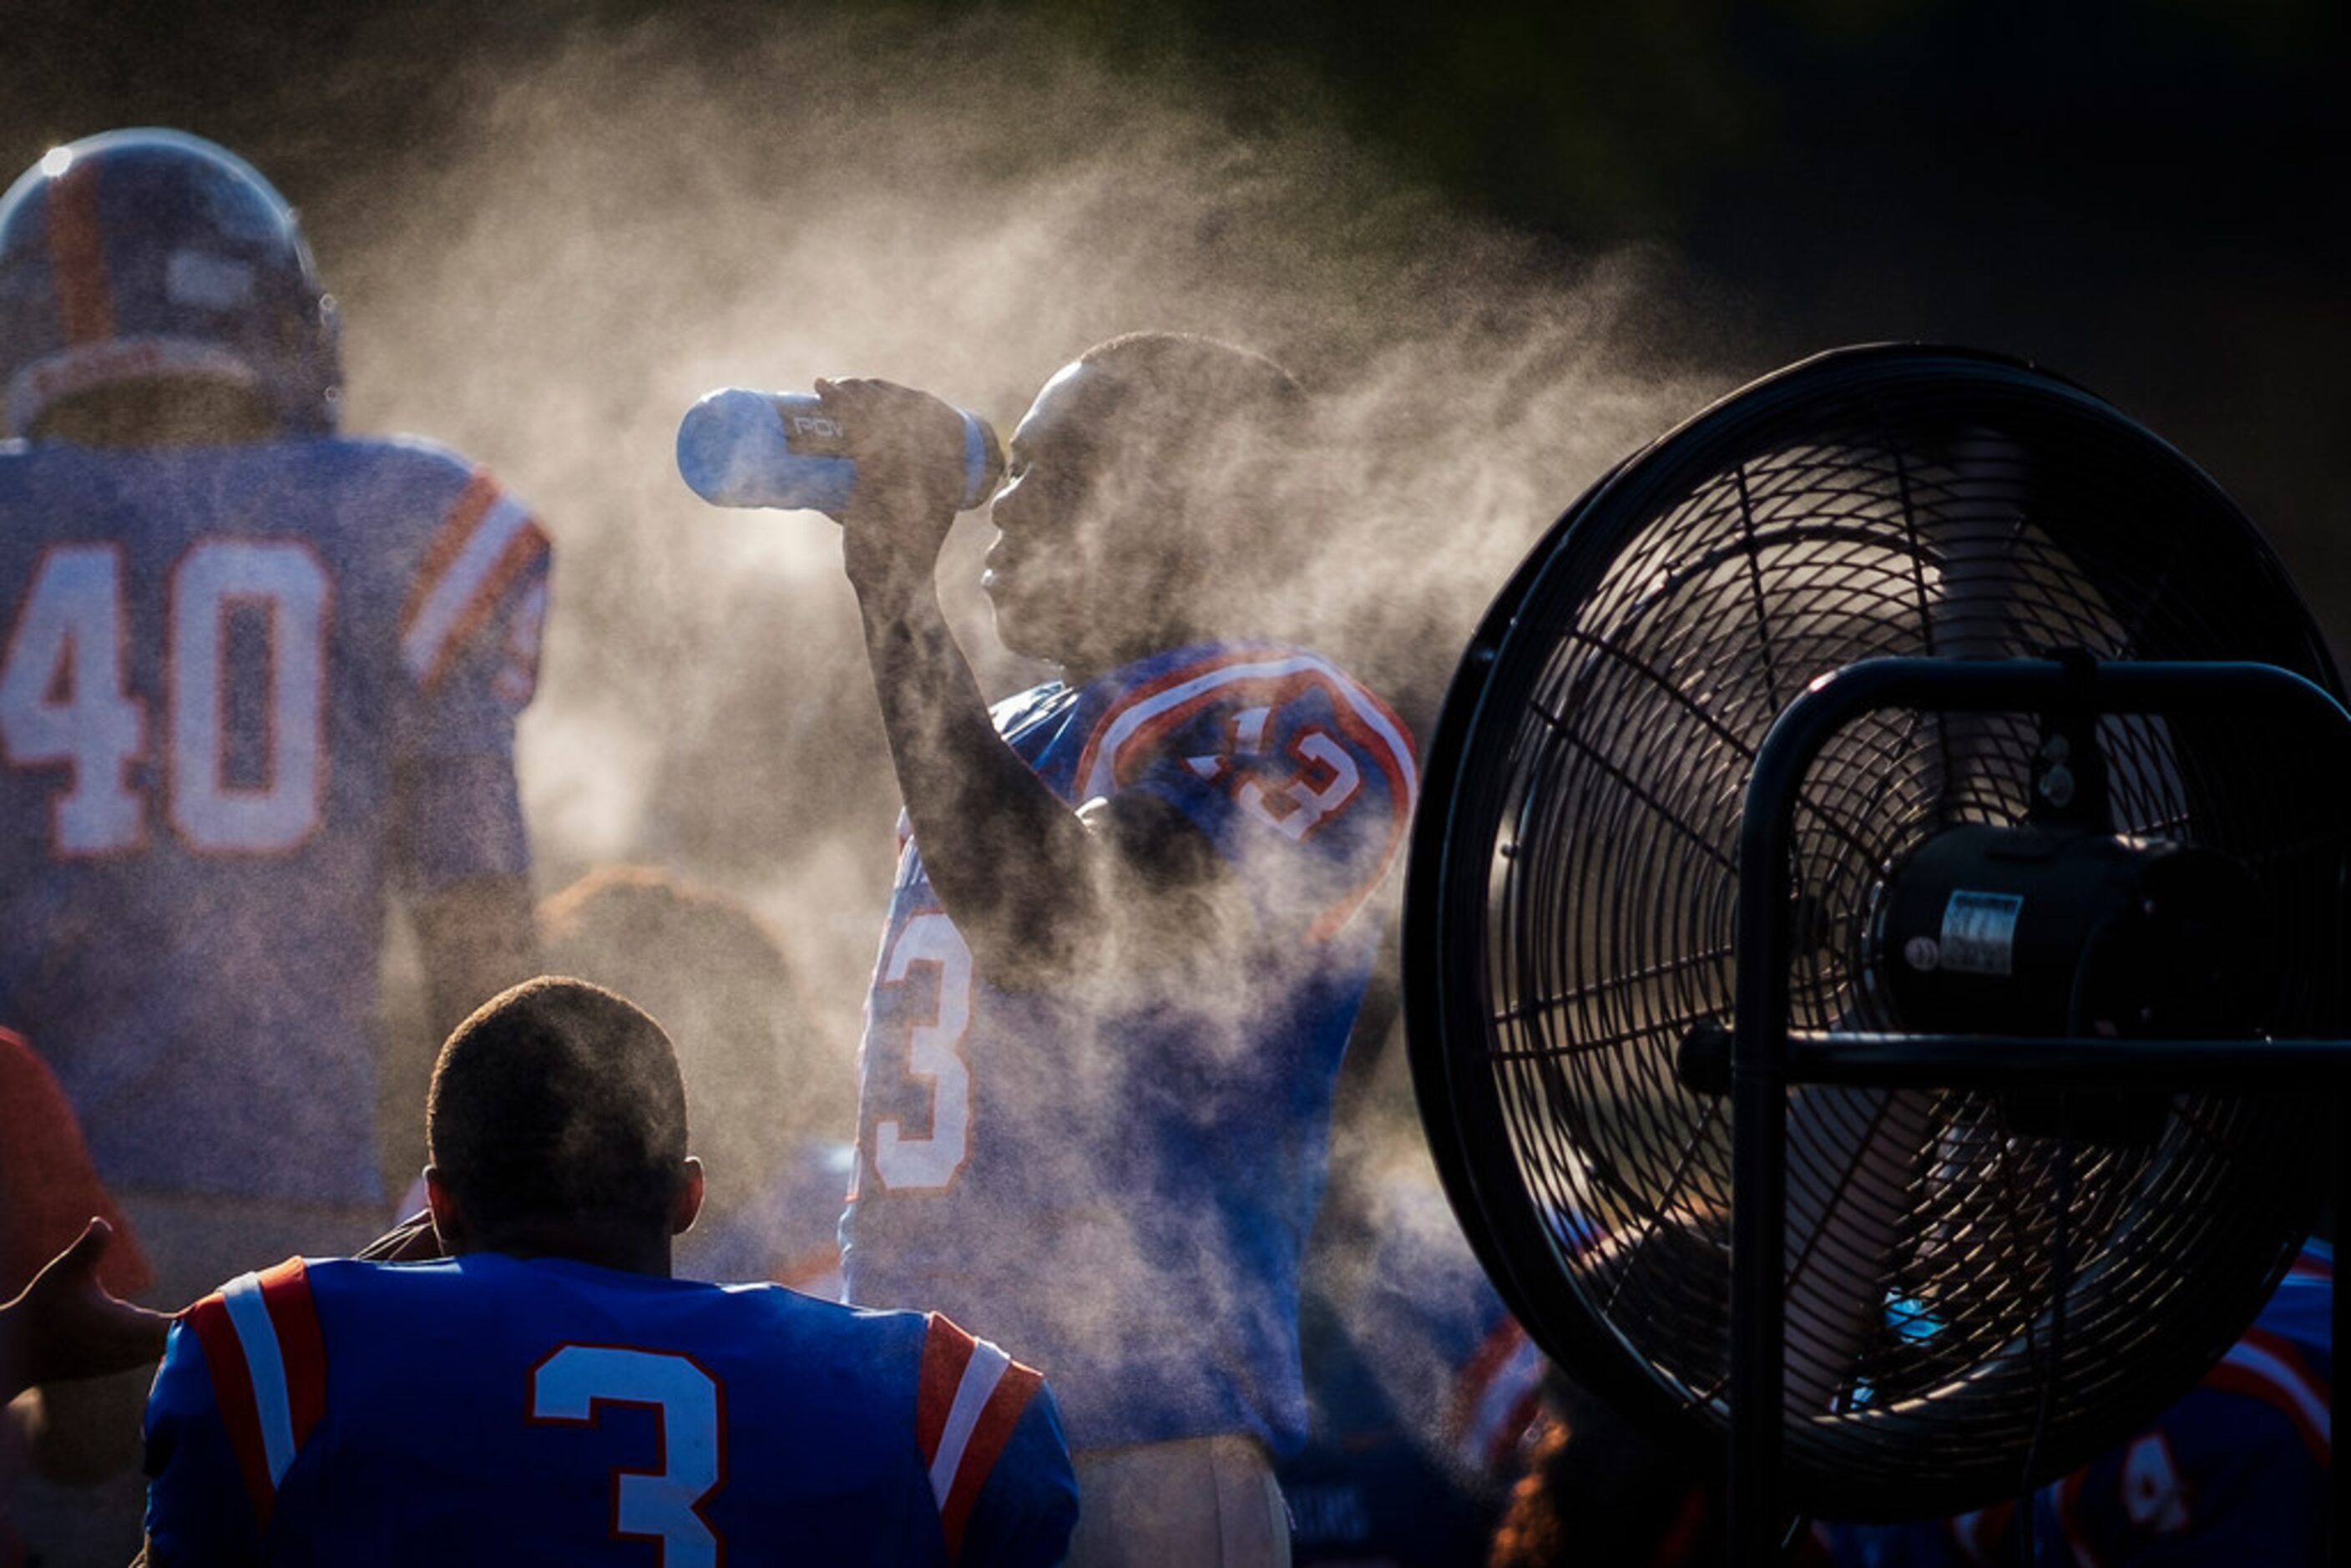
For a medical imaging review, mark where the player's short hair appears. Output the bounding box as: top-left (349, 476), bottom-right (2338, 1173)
top-left (1070, 331), bottom-right (1317, 604)
top-left (1074, 331), bottom-right (1307, 456)
top-left (427, 976), bottom-right (690, 1236)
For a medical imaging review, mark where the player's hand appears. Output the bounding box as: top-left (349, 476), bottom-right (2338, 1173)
top-left (0, 1218), bottom-right (173, 1396)
top-left (814, 377), bottom-right (969, 591)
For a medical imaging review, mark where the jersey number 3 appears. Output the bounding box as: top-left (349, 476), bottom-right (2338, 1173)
top-left (0, 540), bottom-right (328, 857)
top-left (530, 1344), bottom-right (726, 1565)
top-left (866, 908), bottom-right (975, 1194)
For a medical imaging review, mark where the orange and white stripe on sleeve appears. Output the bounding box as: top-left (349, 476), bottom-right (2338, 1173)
top-left (915, 1313), bottom-right (1048, 1564)
top-left (1072, 647), bottom-right (1418, 941)
top-left (399, 469), bottom-right (549, 695)
top-left (2206, 1323), bottom-right (2333, 1464)
top-left (181, 1257), bottom-right (329, 1528)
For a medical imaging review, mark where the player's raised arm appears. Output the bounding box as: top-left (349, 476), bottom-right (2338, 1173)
top-left (822, 344), bottom-right (1345, 992)
top-left (819, 375), bottom-right (1151, 990)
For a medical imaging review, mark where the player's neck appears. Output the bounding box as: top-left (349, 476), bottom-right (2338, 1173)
top-left (461, 1221), bottom-right (675, 1278)
top-left (1061, 621), bottom-right (1209, 685)
top-left (32, 380), bottom-right (286, 448)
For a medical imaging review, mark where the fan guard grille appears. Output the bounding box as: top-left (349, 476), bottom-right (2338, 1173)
top-left (1410, 346), bottom-right (2343, 1519)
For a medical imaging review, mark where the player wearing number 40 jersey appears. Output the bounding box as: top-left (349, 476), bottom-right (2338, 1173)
top-left (0, 129), bottom-right (545, 1266)
top-left (142, 978), bottom-right (1079, 1565)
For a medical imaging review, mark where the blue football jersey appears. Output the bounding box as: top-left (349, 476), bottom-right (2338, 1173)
top-left (1825, 1243), bottom-right (2333, 1567)
top-left (841, 640), bottom-right (1418, 1453)
top-left (0, 435), bottom-right (545, 1203)
top-left (143, 1252), bottom-right (1078, 1565)
top-left (1281, 1178), bottom-right (1546, 1565)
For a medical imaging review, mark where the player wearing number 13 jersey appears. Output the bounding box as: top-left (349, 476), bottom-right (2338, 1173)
top-left (0, 130), bottom-right (545, 1245)
top-left (143, 979), bottom-right (1079, 1565)
top-left (814, 334), bottom-right (1414, 1562)
top-left (844, 637), bottom-right (1413, 1448)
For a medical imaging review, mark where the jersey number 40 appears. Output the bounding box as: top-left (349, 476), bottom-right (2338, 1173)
top-left (1, 539), bottom-right (327, 857)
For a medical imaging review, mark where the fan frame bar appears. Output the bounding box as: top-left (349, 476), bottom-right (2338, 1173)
top-left (1726, 654), bottom-right (2351, 1564)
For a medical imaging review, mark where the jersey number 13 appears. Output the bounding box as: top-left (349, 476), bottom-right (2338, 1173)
top-left (863, 908), bottom-right (976, 1194)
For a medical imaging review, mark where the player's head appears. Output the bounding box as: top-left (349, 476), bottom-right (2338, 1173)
top-left (424, 977), bottom-right (703, 1272)
top-left (0, 128), bottom-right (341, 445)
top-left (984, 331), bottom-right (1309, 672)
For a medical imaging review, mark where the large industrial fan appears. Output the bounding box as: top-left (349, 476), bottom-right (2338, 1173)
top-left (1405, 344), bottom-right (2349, 1544)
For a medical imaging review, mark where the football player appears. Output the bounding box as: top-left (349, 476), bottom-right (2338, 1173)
top-left (1818, 1242), bottom-right (2331, 1566)
top-left (141, 977), bottom-right (1079, 1565)
top-left (1278, 1167), bottom-right (1546, 1566)
top-left (0, 132), bottom-right (545, 1561)
top-left (810, 332), bottom-right (1417, 1564)
top-left (0, 129), bottom-right (545, 1303)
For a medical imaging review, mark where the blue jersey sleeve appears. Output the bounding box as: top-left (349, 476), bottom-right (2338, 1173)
top-left (958, 1376), bottom-right (1081, 1568)
top-left (389, 468), bottom-right (548, 893)
top-left (1082, 650), bottom-right (1416, 946)
top-left (143, 1318), bottom-right (265, 1565)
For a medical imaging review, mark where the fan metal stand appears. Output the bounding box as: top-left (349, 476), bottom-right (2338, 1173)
top-left (1722, 655), bottom-right (2351, 1565)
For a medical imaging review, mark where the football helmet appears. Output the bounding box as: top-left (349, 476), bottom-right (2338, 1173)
top-left (0, 128), bottom-right (341, 438)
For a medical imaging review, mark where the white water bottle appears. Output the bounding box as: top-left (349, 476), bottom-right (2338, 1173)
top-left (675, 388), bottom-right (1003, 513)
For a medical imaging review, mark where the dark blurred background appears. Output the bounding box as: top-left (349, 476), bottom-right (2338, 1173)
top-left (8, 0), bottom-right (2341, 624)
top-left (13, 0), bottom-right (2332, 630)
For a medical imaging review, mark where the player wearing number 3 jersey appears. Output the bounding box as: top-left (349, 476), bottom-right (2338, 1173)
top-left (818, 334), bottom-right (1413, 1565)
top-left (142, 978), bottom-right (1079, 1565)
top-left (0, 130), bottom-right (545, 1313)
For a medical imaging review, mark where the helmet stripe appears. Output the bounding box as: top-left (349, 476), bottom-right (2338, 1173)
top-left (45, 158), bottom-right (114, 346)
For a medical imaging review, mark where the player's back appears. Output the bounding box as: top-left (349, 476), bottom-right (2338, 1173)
top-left (0, 434), bottom-right (545, 1204)
top-left (144, 1252), bottom-right (1075, 1565)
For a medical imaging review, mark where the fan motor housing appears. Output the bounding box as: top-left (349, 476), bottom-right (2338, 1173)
top-left (1868, 823), bottom-right (2271, 1044)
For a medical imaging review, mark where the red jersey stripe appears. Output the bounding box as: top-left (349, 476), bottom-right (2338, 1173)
top-left (399, 471), bottom-right (499, 639)
top-left (917, 1313), bottom-right (978, 1464)
top-left (182, 1296), bottom-right (279, 1527)
top-left (938, 1360), bottom-right (1044, 1563)
top-left (419, 518), bottom-right (547, 694)
top-left (255, 1258), bottom-right (328, 1451)
top-left (45, 159), bottom-right (114, 346)
top-left (2206, 1326), bottom-right (2331, 1465)
top-left (1069, 646), bottom-right (1272, 789)
top-left (1448, 1319), bottom-right (1524, 1449)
